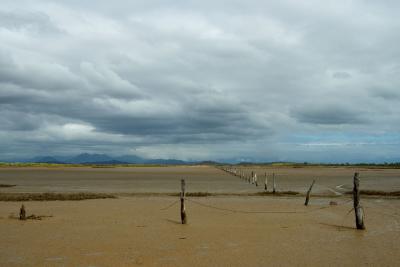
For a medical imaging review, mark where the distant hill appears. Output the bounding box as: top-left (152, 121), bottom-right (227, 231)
top-left (30, 156), bottom-right (64, 164)
top-left (68, 153), bottom-right (115, 164)
top-left (18, 153), bottom-right (192, 165)
top-left (195, 160), bottom-right (221, 165)
top-left (115, 155), bottom-right (146, 164)
top-left (2, 154), bottom-right (400, 166)
top-left (145, 159), bottom-right (189, 165)
top-left (79, 159), bottom-right (128, 165)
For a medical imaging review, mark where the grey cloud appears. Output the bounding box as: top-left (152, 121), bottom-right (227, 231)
top-left (0, 52), bottom-right (83, 93)
top-left (0, 110), bottom-right (39, 131)
top-left (0, 75), bottom-right (268, 144)
top-left (333, 72), bottom-right (351, 79)
top-left (369, 87), bottom-right (400, 100)
top-left (0, 10), bottom-right (63, 35)
top-left (0, 1), bottom-right (399, 162)
top-left (291, 105), bottom-right (367, 125)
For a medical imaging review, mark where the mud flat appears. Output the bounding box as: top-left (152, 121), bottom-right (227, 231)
top-left (0, 166), bottom-right (253, 194)
top-left (224, 165), bottom-right (400, 195)
top-left (1, 165), bottom-right (400, 195)
top-left (0, 196), bottom-right (399, 266)
top-left (1, 165), bottom-right (399, 266)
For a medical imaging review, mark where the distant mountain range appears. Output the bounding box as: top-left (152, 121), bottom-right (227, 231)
top-left (0, 153), bottom-right (292, 165)
top-left (1, 153), bottom-right (399, 165)
top-left (3, 153), bottom-right (191, 165)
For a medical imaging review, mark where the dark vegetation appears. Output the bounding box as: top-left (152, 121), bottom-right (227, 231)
top-left (0, 184), bottom-right (16, 187)
top-left (345, 190), bottom-right (400, 197)
top-left (168, 191), bottom-right (300, 197)
top-left (0, 192), bottom-right (116, 201)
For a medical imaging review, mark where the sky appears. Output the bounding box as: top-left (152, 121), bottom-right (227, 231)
top-left (0, 0), bottom-right (400, 163)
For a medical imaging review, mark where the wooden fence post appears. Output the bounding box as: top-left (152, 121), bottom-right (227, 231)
top-left (304, 180), bottom-right (315, 206)
top-left (264, 173), bottom-right (268, 191)
top-left (19, 204), bottom-right (26, 220)
top-left (180, 179), bottom-right (187, 224)
top-left (272, 173), bottom-right (276, 194)
top-left (254, 173), bottom-right (258, 186)
top-left (353, 173), bottom-right (365, 230)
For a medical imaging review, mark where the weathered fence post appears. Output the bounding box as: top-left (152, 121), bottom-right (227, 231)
top-left (304, 180), bottom-right (315, 206)
top-left (264, 173), bottom-right (268, 191)
top-left (272, 173), bottom-right (276, 194)
top-left (254, 173), bottom-right (258, 186)
top-left (353, 173), bottom-right (365, 230)
top-left (180, 179), bottom-right (187, 224)
top-left (19, 204), bottom-right (26, 220)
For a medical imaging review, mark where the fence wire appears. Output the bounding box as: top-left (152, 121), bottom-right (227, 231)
top-left (160, 196), bottom-right (353, 214)
top-left (161, 167), bottom-right (356, 215)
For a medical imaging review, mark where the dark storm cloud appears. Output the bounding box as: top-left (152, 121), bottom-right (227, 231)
top-left (0, 0), bottom-right (399, 161)
top-left (0, 110), bottom-right (39, 131)
top-left (291, 105), bottom-right (367, 125)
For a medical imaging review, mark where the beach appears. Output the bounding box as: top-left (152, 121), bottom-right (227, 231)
top-left (1, 165), bottom-right (400, 266)
top-left (1, 196), bottom-right (399, 266)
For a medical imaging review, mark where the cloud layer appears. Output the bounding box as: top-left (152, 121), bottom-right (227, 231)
top-left (1, 0), bottom-right (400, 162)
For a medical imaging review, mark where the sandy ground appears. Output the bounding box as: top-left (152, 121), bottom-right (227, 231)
top-left (1, 196), bottom-right (399, 267)
top-left (1, 166), bottom-right (400, 194)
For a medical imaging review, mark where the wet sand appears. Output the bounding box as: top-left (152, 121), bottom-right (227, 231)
top-left (1, 196), bottom-right (399, 266)
top-left (1, 165), bottom-right (400, 194)
top-left (0, 166), bottom-right (245, 194)
top-left (1, 166), bottom-right (399, 266)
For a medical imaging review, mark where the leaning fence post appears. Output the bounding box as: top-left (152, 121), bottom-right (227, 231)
top-left (180, 179), bottom-right (187, 224)
top-left (19, 204), bottom-right (26, 220)
top-left (272, 173), bottom-right (276, 194)
top-left (353, 173), bottom-right (365, 230)
top-left (304, 180), bottom-right (315, 206)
